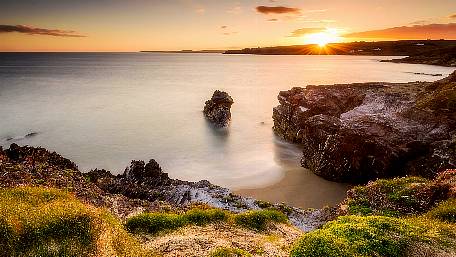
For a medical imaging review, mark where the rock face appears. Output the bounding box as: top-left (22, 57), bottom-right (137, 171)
top-left (203, 90), bottom-right (234, 127)
top-left (273, 72), bottom-right (456, 183)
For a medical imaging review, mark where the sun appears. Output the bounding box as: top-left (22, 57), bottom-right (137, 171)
top-left (304, 28), bottom-right (342, 47)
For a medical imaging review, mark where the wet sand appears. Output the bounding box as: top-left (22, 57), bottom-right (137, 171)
top-left (235, 167), bottom-right (351, 209)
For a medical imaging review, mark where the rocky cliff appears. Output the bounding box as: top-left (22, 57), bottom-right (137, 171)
top-left (273, 71), bottom-right (456, 183)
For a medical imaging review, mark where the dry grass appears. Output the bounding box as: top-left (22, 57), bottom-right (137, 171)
top-left (142, 222), bottom-right (302, 257)
top-left (0, 186), bottom-right (153, 257)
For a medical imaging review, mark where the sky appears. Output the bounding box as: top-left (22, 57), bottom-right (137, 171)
top-left (0, 0), bottom-right (456, 51)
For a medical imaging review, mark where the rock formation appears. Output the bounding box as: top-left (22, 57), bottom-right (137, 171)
top-left (273, 72), bottom-right (456, 183)
top-left (0, 144), bottom-right (331, 230)
top-left (203, 90), bottom-right (234, 127)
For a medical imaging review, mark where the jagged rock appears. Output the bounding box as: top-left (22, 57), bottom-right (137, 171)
top-left (203, 90), bottom-right (234, 127)
top-left (124, 159), bottom-right (170, 186)
top-left (273, 72), bottom-right (456, 183)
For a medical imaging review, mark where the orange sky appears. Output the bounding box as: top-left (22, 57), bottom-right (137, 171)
top-left (1, 0), bottom-right (456, 51)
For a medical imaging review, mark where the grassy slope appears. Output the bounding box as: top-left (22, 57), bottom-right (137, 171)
top-left (0, 187), bottom-right (151, 257)
top-left (290, 170), bottom-right (456, 257)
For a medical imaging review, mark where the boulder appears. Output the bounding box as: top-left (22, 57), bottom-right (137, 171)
top-left (203, 90), bottom-right (234, 127)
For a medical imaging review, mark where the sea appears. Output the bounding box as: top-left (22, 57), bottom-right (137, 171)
top-left (1, 53), bottom-right (454, 208)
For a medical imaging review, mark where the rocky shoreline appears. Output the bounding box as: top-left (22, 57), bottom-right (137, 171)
top-left (0, 143), bottom-right (334, 231)
top-left (273, 71), bottom-right (456, 183)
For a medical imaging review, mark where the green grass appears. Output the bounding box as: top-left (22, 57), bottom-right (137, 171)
top-left (426, 199), bottom-right (456, 223)
top-left (125, 208), bottom-right (228, 235)
top-left (126, 208), bottom-right (289, 235)
top-left (0, 187), bottom-right (151, 257)
top-left (209, 247), bottom-right (252, 257)
top-left (233, 209), bottom-right (288, 231)
top-left (290, 215), bottom-right (456, 257)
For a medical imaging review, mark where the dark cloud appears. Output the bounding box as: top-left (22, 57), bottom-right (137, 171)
top-left (344, 23), bottom-right (456, 39)
top-left (267, 18), bottom-right (278, 22)
top-left (256, 6), bottom-right (301, 15)
top-left (0, 25), bottom-right (85, 37)
top-left (450, 14), bottom-right (456, 19)
top-left (221, 25), bottom-right (227, 29)
top-left (289, 28), bottom-right (326, 37)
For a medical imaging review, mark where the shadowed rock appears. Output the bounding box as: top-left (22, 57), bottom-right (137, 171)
top-left (203, 90), bottom-right (234, 127)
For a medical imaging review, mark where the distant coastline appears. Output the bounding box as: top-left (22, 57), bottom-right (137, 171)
top-left (223, 40), bottom-right (456, 67)
top-left (141, 49), bottom-right (225, 53)
top-left (223, 40), bottom-right (456, 56)
top-left (141, 40), bottom-right (456, 67)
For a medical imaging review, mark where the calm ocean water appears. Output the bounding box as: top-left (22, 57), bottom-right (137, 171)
top-left (1, 53), bottom-right (454, 208)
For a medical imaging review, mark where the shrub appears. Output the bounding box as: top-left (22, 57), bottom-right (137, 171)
top-left (290, 215), bottom-right (456, 257)
top-left (426, 199), bottom-right (456, 223)
top-left (209, 247), bottom-right (251, 257)
top-left (234, 210), bottom-right (288, 231)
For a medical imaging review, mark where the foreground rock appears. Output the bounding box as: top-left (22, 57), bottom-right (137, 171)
top-left (273, 71), bottom-right (456, 183)
top-left (203, 90), bottom-right (234, 127)
top-left (0, 143), bottom-right (332, 231)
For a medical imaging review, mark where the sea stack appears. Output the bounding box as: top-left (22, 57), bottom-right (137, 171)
top-left (203, 90), bottom-right (234, 127)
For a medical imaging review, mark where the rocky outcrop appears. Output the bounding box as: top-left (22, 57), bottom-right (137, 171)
top-left (273, 72), bottom-right (456, 183)
top-left (203, 90), bottom-right (234, 127)
top-left (0, 144), bottom-right (331, 231)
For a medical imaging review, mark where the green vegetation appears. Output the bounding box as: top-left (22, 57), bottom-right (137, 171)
top-left (418, 78), bottom-right (456, 112)
top-left (426, 199), bottom-right (456, 223)
top-left (234, 210), bottom-right (288, 231)
top-left (346, 176), bottom-right (435, 216)
top-left (209, 247), bottom-right (252, 257)
top-left (290, 215), bottom-right (456, 257)
top-left (126, 208), bottom-right (288, 235)
top-left (254, 199), bottom-right (272, 209)
top-left (126, 208), bottom-right (228, 235)
top-left (0, 187), bottom-right (151, 257)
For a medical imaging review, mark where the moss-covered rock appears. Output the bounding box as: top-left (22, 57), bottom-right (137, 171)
top-left (343, 171), bottom-right (455, 216)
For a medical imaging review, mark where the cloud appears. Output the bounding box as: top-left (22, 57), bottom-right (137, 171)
top-left (0, 25), bottom-right (85, 37)
top-left (221, 25), bottom-right (227, 29)
top-left (267, 18), bottom-right (278, 22)
top-left (344, 23), bottom-right (456, 39)
top-left (227, 6), bottom-right (242, 14)
top-left (289, 27), bottom-right (326, 37)
top-left (256, 6), bottom-right (301, 15)
top-left (195, 8), bottom-right (205, 14)
top-left (450, 14), bottom-right (456, 19)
